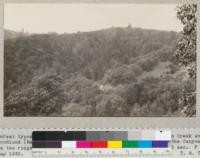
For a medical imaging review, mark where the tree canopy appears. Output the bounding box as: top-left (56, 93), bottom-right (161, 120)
top-left (4, 25), bottom-right (195, 117)
top-left (175, 4), bottom-right (197, 116)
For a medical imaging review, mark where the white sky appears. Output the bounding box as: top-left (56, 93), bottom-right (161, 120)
top-left (4, 3), bottom-right (182, 34)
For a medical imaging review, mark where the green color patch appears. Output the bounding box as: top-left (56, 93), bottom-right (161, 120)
top-left (122, 141), bottom-right (138, 148)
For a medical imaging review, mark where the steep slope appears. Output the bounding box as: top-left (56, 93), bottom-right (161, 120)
top-left (4, 27), bottom-right (194, 117)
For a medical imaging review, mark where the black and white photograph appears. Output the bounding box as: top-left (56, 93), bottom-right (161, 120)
top-left (4, 3), bottom-right (196, 117)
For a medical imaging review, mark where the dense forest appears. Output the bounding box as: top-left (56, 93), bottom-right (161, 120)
top-left (4, 26), bottom-right (195, 117)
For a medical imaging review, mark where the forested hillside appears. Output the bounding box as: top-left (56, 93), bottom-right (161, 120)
top-left (4, 27), bottom-right (195, 116)
top-left (4, 29), bottom-right (30, 40)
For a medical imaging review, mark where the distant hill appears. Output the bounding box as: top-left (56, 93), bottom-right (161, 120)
top-left (4, 29), bottom-right (30, 40)
top-left (4, 27), bottom-right (194, 117)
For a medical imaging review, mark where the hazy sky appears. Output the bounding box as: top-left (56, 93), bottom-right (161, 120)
top-left (5, 3), bottom-right (182, 34)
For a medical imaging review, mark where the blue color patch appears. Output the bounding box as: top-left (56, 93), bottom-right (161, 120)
top-left (138, 141), bottom-right (152, 148)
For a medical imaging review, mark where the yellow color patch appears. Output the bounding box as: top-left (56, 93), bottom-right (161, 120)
top-left (108, 141), bottom-right (122, 148)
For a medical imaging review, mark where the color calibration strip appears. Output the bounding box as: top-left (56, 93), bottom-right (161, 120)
top-left (32, 131), bottom-right (171, 149)
top-left (32, 131), bottom-right (171, 141)
top-left (33, 140), bottom-right (169, 148)
top-left (69, 140), bottom-right (168, 148)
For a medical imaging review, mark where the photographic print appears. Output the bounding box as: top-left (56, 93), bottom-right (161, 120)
top-left (4, 3), bottom-right (196, 117)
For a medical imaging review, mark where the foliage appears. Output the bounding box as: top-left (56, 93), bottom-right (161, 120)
top-left (175, 4), bottom-right (197, 79)
top-left (62, 103), bottom-right (93, 117)
top-left (4, 26), bottom-right (194, 116)
top-left (4, 74), bottom-right (64, 116)
top-left (95, 94), bottom-right (127, 116)
top-left (175, 4), bottom-right (197, 116)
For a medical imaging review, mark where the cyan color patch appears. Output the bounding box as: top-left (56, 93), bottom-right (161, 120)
top-left (138, 141), bottom-right (152, 148)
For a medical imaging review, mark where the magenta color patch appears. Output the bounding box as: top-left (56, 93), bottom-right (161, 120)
top-left (76, 141), bottom-right (92, 148)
